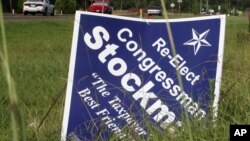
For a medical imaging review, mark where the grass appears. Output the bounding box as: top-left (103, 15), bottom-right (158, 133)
top-left (0, 16), bottom-right (73, 140)
top-left (220, 16), bottom-right (250, 124)
top-left (0, 3), bottom-right (24, 141)
top-left (0, 13), bottom-right (250, 140)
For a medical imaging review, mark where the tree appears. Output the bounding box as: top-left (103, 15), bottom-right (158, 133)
top-left (1, 0), bottom-right (249, 13)
top-left (16, 0), bottom-right (25, 13)
top-left (55, 0), bottom-right (77, 14)
top-left (1, 0), bottom-right (23, 13)
top-left (1, 0), bottom-right (10, 12)
top-left (110, 0), bottom-right (134, 10)
top-left (133, 0), bottom-right (141, 8)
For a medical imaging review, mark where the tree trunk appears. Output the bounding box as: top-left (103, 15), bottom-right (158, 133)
top-left (134, 0), bottom-right (140, 8)
top-left (120, 0), bottom-right (123, 10)
top-left (9, 0), bottom-right (12, 13)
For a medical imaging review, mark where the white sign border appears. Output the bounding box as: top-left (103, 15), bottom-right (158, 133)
top-left (61, 12), bottom-right (81, 141)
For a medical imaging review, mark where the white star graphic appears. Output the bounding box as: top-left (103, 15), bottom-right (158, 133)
top-left (184, 28), bottom-right (211, 55)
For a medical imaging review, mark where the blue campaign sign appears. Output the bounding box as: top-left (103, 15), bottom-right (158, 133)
top-left (61, 11), bottom-right (226, 140)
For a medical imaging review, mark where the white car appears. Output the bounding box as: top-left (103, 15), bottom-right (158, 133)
top-left (23, 0), bottom-right (54, 16)
top-left (147, 6), bottom-right (162, 16)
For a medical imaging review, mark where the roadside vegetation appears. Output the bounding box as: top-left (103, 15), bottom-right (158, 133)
top-left (1, 8), bottom-right (250, 141)
top-left (1, 0), bottom-right (250, 15)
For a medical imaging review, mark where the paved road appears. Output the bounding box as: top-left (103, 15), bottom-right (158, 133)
top-left (3, 12), bottom-right (139, 21)
top-left (3, 13), bottom-right (75, 21)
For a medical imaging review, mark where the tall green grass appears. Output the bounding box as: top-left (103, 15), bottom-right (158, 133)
top-left (0, 15), bottom-right (73, 140)
top-left (0, 12), bottom-right (250, 141)
top-left (0, 2), bottom-right (26, 141)
top-left (160, 0), bottom-right (193, 141)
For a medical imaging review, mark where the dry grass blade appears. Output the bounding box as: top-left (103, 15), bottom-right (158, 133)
top-left (160, 0), bottom-right (193, 140)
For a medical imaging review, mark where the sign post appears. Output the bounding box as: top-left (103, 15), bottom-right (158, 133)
top-left (140, 8), bottom-right (143, 18)
top-left (102, 0), bottom-right (104, 13)
top-left (200, 0), bottom-right (202, 14)
top-left (170, 3), bottom-right (175, 13)
top-left (218, 5), bottom-right (221, 11)
top-left (61, 11), bottom-right (226, 141)
top-left (178, 0), bottom-right (182, 13)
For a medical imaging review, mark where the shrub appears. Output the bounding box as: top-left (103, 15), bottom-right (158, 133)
top-left (55, 0), bottom-right (76, 14)
top-left (192, 2), bottom-right (199, 15)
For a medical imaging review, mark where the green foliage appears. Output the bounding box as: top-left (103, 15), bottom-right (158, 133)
top-left (248, 9), bottom-right (250, 32)
top-left (192, 1), bottom-right (200, 15)
top-left (16, 0), bottom-right (25, 12)
top-left (55, 0), bottom-right (77, 14)
top-left (248, 22), bottom-right (250, 33)
top-left (1, 0), bottom-right (250, 13)
top-left (110, 0), bottom-right (136, 10)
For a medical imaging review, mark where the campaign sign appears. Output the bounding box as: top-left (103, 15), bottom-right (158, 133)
top-left (61, 11), bottom-right (226, 140)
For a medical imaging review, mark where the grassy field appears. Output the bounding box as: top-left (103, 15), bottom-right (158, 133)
top-left (1, 14), bottom-right (250, 140)
top-left (0, 16), bottom-right (74, 140)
